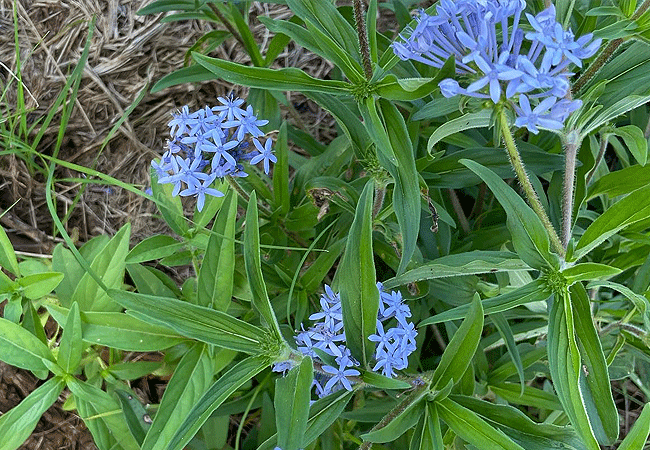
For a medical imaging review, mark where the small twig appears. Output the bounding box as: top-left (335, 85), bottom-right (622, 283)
top-left (448, 188), bottom-right (470, 234)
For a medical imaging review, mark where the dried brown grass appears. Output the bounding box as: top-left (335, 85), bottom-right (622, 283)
top-left (0, 0), bottom-right (335, 253)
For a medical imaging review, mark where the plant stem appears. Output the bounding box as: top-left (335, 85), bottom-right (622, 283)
top-left (585, 133), bottom-right (609, 185)
top-left (353, 0), bottom-right (373, 80)
top-left (573, 0), bottom-right (650, 93)
top-left (207, 3), bottom-right (247, 50)
top-left (498, 109), bottom-right (565, 257)
top-left (372, 182), bottom-right (386, 218)
top-left (561, 138), bottom-right (579, 249)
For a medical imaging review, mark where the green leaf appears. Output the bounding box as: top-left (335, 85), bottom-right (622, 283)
top-left (193, 52), bottom-right (351, 94)
top-left (462, 159), bottom-right (558, 270)
top-left (0, 317), bottom-right (56, 372)
top-left (109, 289), bottom-right (264, 354)
top-left (587, 164), bottom-right (650, 199)
top-left (301, 238), bottom-right (346, 293)
top-left (57, 302), bottom-right (82, 374)
top-left (71, 222), bottom-right (130, 312)
top-left (410, 402), bottom-right (444, 450)
top-left (617, 403), bottom-right (650, 450)
top-left (412, 96), bottom-right (460, 121)
top-left (427, 110), bottom-right (492, 153)
top-left (228, 4), bottom-right (263, 67)
top-left (273, 122), bottom-right (290, 215)
top-left (275, 357), bottom-right (314, 450)
top-left (141, 344), bottom-right (213, 450)
top-left (126, 235), bottom-right (183, 264)
top-left (430, 294), bottom-right (483, 389)
top-left (150, 65), bottom-right (215, 93)
top-left (285, 0), bottom-right (360, 59)
top-left (108, 361), bottom-right (162, 381)
top-left (0, 376), bottom-right (65, 450)
top-left (360, 97), bottom-right (398, 166)
top-left (614, 125), bottom-right (648, 166)
top-left (167, 355), bottom-right (268, 450)
top-left (0, 225), bottom-right (20, 276)
top-left (244, 192), bottom-right (282, 338)
top-left (451, 395), bottom-right (584, 450)
top-left (115, 389), bottom-right (152, 445)
top-left (384, 251), bottom-right (530, 289)
top-left (437, 397), bottom-right (525, 450)
top-left (338, 179), bottom-right (379, 365)
top-left (490, 313), bottom-right (525, 389)
top-left (547, 291), bottom-right (600, 450)
top-left (421, 279), bottom-right (550, 325)
top-left (303, 19), bottom-right (364, 82)
top-left (571, 283), bottom-right (619, 445)
top-left (198, 189), bottom-right (237, 310)
top-left (361, 397), bottom-right (426, 443)
top-left (379, 99), bottom-right (421, 275)
top-left (489, 383), bottom-right (563, 411)
top-left (303, 389), bottom-right (354, 446)
top-left (362, 371), bottom-right (412, 390)
top-left (561, 262), bottom-right (622, 285)
top-left (574, 185), bottom-right (650, 260)
top-left (68, 378), bottom-right (140, 450)
top-left (17, 272), bottom-right (64, 299)
top-left (46, 304), bottom-right (185, 351)
top-left (582, 95), bottom-right (650, 136)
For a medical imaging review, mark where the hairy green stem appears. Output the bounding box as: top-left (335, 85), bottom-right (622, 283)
top-left (585, 133), bottom-right (609, 185)
top-left (353, 0), bottom-right (373, 80)
top-left (561, 138), bottom-right (579, 249)
top-left (573, 0), bottom-right (650, 93)
top-left (499, 109), bottom-right (565, 256)
top-left (372, 182), bottom-right (386, 219)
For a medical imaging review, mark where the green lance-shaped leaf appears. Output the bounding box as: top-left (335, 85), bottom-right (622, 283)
top-left (617, 403), bottom-right (650, 450)
top-left (275, 357), bottom-right (314, 450)
top-left (384, 251), bottom-right (531, 289)
top-left (0, 376), bottom-right (65, 450)
top-left (421, 278), bottom-right (550, 325)
top-left (450, 395), bottom-right (584, 450)
top-left (547, 291), bottom-right (600, 450)
top-left (244, 192), bottom-right (282, 338)
top-left (109, 289), bottom-right (264, 354)
top-left (561, 262), bottom-right (622, 285)
top-left (17, 272), bottom-right (64, 299)
top-left (0, 317), bottom-right (56, 373)
top-left (198, 189), bottom-right (237, 310)
top-left (614, 124), bottom-right (648, 166)
top-left (571, 283), bottom-right (619, 445)
top-left (378, 99), bottom-right (421, 275)
top-left (150, 169), bottom-right (189, 236)
top-left (57, 302), bottom-right (82, 374)
top-left (71, 222), bottom-right (130, 312)
top-left (166, 355), bottom-right (268, 450)
top-left (115, 389), bottom-right (152, 445)
top-left (410, 402), bottom-right (444, 450)
top-left (141, 343), bottom-right (212, 450)
top-left (273, 122), bottom-right (290, 215)
top-left (46, 304), bottom-right (185, 352)
top-left (429, 294), bottom-right (483, 389)
top-left (126, 235), bottom-right (184, 264)
top-left (586, 164), bottom-right (650, 200)
top-left (68, 378), bottom-right (140, 450)
top-left (462, 159), bottom-right (559, 271)
top-left (0, 225), bottom-right (20, 276)
top-left (338, 179), bottom-right (379, 366)
top-left (437, 397), bottom-right (525, 450)
top-left (574, 184), bottom-right (650, 260)
top-left (193, 52), bottom-right (351, 94)
top-left (361, 393), bottom-right (427, 443)
top-left (427, 110), bottom-right (492, 152)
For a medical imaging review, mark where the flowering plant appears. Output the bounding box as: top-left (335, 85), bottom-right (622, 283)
top-left (4, 0), bottom-right (650, 449)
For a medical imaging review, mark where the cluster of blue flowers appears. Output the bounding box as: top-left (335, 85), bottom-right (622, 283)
top-left (274, 283), bottom-right (417, 398)
top-left (392, 0), bottom-right (601, 134)
top-left (150, 96), bottom-right (276, 211)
